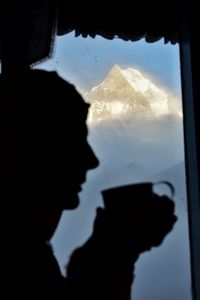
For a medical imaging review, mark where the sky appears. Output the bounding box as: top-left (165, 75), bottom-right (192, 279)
top-left (38, 31), bottom-right (182, 97)
top-left (38, 32), bottom-right (191, 300)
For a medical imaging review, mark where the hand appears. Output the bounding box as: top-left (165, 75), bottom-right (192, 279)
top-left (123, 194), bottom-right (177, 251)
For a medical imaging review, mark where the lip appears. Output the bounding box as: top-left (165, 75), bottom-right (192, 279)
top-left (77, 185), bottom-right (82, 192)
top-left (69, 177), bottom-right (86, 193)
top-left (77, 179), bottom-right (85, 192)
top-left (78, 177), bottom-right (87, 192)
top-left (79, 176), bottom-right (86, 185)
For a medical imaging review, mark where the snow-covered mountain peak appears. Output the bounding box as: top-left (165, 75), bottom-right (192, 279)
top-left (84, 65), bottom-right (181, 123)
top-left (121, 68), bottom-right (155, 93)
top-left (110, 64), bottom-right (122, 74)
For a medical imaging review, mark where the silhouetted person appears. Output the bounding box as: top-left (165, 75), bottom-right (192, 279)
top-left (1, 69), bottom-right (98, 300)
top-left (0, 70), bottom-right (177, 300)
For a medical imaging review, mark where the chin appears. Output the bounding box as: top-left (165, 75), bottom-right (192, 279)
top-left (62, 193), bottom-right (80, 210)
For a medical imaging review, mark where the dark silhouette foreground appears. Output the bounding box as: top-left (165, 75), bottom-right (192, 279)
top-left (1, 70), bottom-right (177, 300)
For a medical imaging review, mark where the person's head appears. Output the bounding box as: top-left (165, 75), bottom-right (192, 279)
top-left (11, 69), bottom-right (99, 210)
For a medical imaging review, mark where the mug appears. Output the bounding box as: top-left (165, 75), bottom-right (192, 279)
top-left (101, 181), bottom-right (175, 212)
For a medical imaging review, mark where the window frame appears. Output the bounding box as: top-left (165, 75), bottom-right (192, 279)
top-left (179, 1), bottom-right (200, 299)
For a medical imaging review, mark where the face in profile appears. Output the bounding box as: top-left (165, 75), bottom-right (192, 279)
top-left (53, 114), bottom-right (99, 209)
top-left (16, 70), bottom-right (99, 209)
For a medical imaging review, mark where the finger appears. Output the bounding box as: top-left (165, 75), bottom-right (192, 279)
top-left (151, 195), bottom-right (175, 216)
top-left (96, 207), bottom-right (105, 215)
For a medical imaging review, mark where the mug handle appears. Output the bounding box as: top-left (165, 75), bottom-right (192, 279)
top-left (153, 181), bottom-right (175, 198)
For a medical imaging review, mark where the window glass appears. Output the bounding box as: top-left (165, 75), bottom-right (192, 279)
top-left (37, 32), bottom-right (191, 300)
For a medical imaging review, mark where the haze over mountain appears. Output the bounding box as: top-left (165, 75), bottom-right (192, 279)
top-left (84, 64), bottom-right (181, 123)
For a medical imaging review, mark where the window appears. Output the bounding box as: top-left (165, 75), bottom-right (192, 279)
top-left (37, 32), bottom-right (191, 300)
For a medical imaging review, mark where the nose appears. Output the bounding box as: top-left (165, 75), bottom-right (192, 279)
top-left (86, 143), bottom-right (99, 170)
